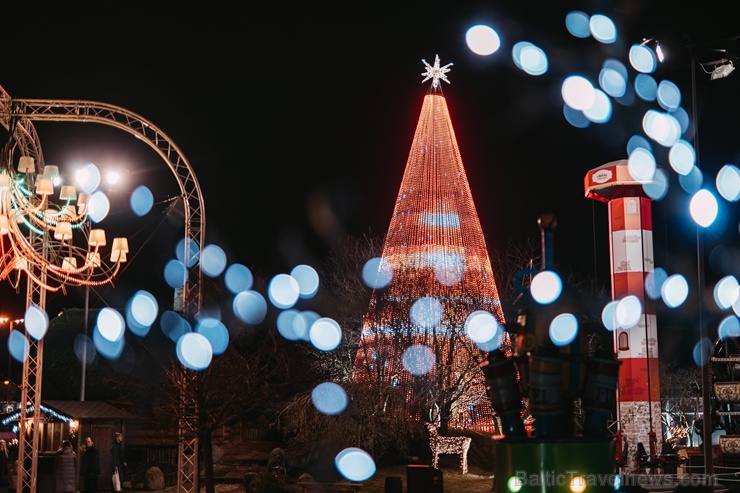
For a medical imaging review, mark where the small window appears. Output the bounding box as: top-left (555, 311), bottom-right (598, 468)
top-left (618, 331), bottom-right (629, 351)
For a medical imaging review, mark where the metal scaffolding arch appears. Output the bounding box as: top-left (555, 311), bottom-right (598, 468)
top-left (0, 83), bottom-right (204, 493)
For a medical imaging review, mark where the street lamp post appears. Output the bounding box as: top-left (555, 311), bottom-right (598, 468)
top-left (690, 51), bottom-right (715, 478)
top-left (0, 317), bottom-right (23, 379)
top-left (80, 285), bottom-right (89, 401)
top-left (687, 36), bottom-right (738, 477)
top-left (646, 34), bottom-right (736, 479)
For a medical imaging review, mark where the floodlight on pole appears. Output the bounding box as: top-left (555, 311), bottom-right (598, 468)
top-left (710, 59), bottom-right (735, 80)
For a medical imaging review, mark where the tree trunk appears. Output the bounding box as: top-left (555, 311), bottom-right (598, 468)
top-left (440, 402), bottom-right (451, 432)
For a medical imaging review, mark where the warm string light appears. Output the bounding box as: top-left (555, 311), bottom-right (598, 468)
top-left (353, 90), bottom-right (507, 433)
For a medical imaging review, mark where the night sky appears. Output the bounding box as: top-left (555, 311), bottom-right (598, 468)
top-left (1, 2), bottom-right (740, 366)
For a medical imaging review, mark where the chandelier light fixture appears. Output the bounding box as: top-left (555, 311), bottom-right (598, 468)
top-left (0, 154), bottom-right (128, 292)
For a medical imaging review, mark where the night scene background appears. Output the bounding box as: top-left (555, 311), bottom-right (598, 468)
top-left (0, 1), bottom-right (739, 386)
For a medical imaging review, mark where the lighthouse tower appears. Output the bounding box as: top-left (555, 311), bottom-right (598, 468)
top-left (585, 160), bottom-right (662, 471)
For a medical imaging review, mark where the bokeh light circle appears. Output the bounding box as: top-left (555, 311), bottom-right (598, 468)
top-left (362, 257), bottom-right (393, 289)
top-left (8, 330), bottom-right (29, 363)
top-left (25, 304), bottom-right (49, 340)
top-left (129, 290), bottom-right (158, 327)
top-left (268, 273), bottom-right (301, 309)
top-left (589, 14), bottom-right (617, 44)
top-left (309, 317), bottom-right (342, 351)
top-left (97, 307), bottom-right (125, 342)
top-left (291, 264), bottom-right (320, 298)
top-left (549, 313), bottom-right (578, 346)
top-left (201, 244), bottom-right (227, 277)
top-left (719, 315), bottom-right (740, 340)
top-left (311, 382), bottom-right (348, 415)
top-left (562, 76), bottom-right (595, 111)
top-left (160, 310), bottom-right (192, 343)
top-left (410, 297), bottom-right (444, 329)
top-left (87, 190), bottom-right (111, 223)
top-left (175, 237), bottom-right (200, 268)
top-left (130, 185), bottom-right (154, 216)
top-left (530, 271), bottom-right (562, 304)
top-left (195, 317), bottom-right (229, 355)
top-left (76, 162), bottom-right (101, 194)
top-left (616, 295), bottom-right (642, 329)
top-left (689, 189), bottom-right (718, 228)
top-left (335, 448), bottom-right (376, 482)
top-left (565, 11), bottom-right (591, 39)
top-left (402, 344), bottom-right (435, 376)
top-left (74, 334), bottom-right (97, 367)
top-left (224, 263), bottom-right (254, 294)
top-left (93, 325), bottom-right (124, 360)
top-left (717, 164), bottom-right (740, 202)
top-left (693, 337), bottom-right (712, 367)
top-left (661, 274), bottom-right (689, 308)
top-left (715, 275), bottom-right (739, 310)
top-left (465, 24), bottom-right (500, 56)
top-left (233, 290), bottom-right (268, 325)
top-left (164, 259), bottom-right (188, 289)
top-left (464, 310), bottom-right (499, 345)
top-left (176, 332), bottom-right (213, 370)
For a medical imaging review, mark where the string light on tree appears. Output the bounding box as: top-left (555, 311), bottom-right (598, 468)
top-left (353, 57), bottom-right (508, 433)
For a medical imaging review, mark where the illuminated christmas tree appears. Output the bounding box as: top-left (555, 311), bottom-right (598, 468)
top-left (352, 56), bottom-right (506, 432)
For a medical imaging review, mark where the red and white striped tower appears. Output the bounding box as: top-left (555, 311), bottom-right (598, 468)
top-left (585, 159), bottom-right (661, 472)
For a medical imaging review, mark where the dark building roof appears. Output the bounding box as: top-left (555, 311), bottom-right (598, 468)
top-left (43, 400), bottom-right (137, 420)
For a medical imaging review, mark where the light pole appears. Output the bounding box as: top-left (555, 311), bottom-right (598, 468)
top-left (0, 317), bottom-right (23, 389)
top-left (643, 33), bottom-right (736, 479)
top-left (81, 285), bottom-right (89, 401)
top-left (79, 169), bottom-right (126, 402)
top-left (686, 35), bottom-right (737, 478)
top-left (689, 50), bottom-right (715, 479)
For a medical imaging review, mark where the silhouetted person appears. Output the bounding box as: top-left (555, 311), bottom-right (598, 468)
top-left (636, 442), bottom-right (649, 471)
top-left (619, 436), bottom-right (629, 468)
top-left (0, 439), bottom-right (8, 486)
top-left (110, 432), bottom-right (126, 491)
top-left (7, 460), bottom-right (19, 493)
top-left (54, 440), bottom-right (77, 493)
top-left (694, 419), bottom-right (704, 445)
top-left (81, 436), bottom-right (101, 493)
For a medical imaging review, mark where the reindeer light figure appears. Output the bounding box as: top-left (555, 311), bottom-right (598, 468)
top-left (425, 422), bottom-right (472, 474)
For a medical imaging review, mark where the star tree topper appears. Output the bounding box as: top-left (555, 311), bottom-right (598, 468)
top-left (421, 54), bottom-right (453, 89)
